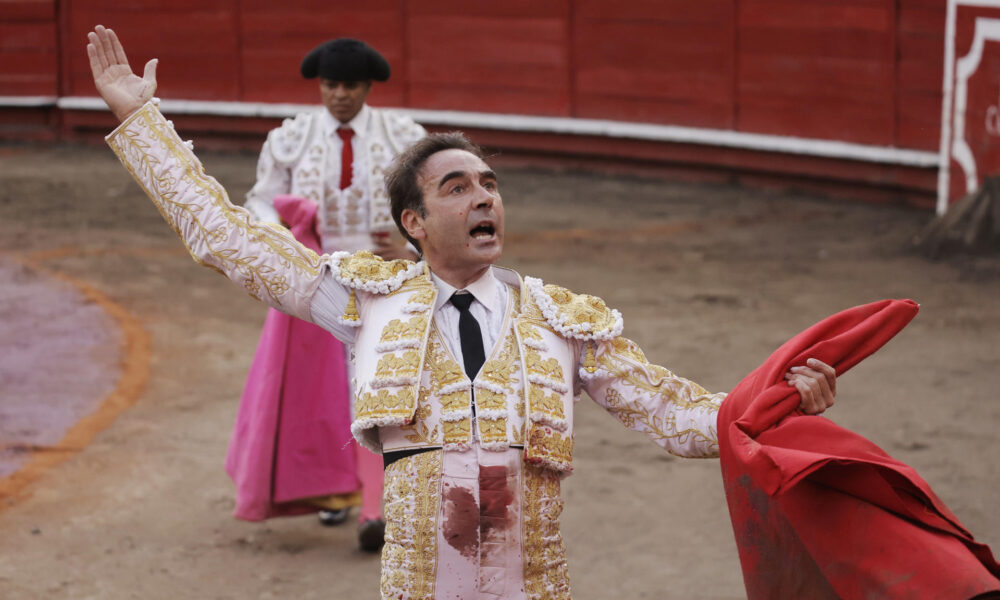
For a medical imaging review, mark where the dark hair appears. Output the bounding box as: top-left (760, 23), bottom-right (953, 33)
top-left (386, 132), bottom-right (486, 252)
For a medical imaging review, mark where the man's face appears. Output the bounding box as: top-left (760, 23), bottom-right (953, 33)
top-left (407, 149), bottom-right (504, 281)
top-left (319, 79), bottom-right (371, 123)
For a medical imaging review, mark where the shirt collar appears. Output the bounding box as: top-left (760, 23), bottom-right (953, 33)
top-left (432, 267), bottom-right (499, 315)
top-left (323, 103), bottom-right (371, 139)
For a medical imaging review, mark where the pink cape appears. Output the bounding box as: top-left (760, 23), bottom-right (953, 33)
top-left (718, 299), bottom-right (1000, 599)
top-left (224, 195), bottom-right (359, 521)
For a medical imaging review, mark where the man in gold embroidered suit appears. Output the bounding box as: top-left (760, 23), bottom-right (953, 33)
top-left (87, 25), bottom-right (837, 599)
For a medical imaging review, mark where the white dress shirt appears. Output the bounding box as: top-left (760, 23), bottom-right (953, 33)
top-left (310, 266), bottom-right (509, 364)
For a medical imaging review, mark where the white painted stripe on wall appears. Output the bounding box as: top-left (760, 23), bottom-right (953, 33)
top-left (41, 95), bottom-right (940, 168)
top-left (951, 18), bottom-right (1000, 197)
top-left (939, 0), bottom-right (1000, 214)
top-left (940, 0), bottom-right (959, 215)
top-left (0, 96), bottom-right (58, 107)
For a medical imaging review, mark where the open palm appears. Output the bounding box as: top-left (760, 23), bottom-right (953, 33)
top-left (87, 25), bottom-right (157, 121)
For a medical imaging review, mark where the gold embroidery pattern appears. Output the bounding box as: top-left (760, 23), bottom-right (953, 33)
top-left (386, 273), bottom-right (434, 299)
top-left (382, 450), bottom-right (442, 600)
top-left (516, 321), bottom-right (545, 344)
top-left (401, 402), bottom-right (437, 446)
top-left (519, 290), bottom-right (546, 321)
top-left (479, 327), bottom-right (519, 393)
top-left (355, 388), bottom-right (417, 422)
top-left (529, 387), bottom-right (566, 421)
top-left (476, 389), bottom-right (508, 413)
top-left (339, 250), bottom-right (415, 283)
top-left (404, 286), bottom-right (435, 306)
top-left (401, 332), bottom-right (460, 446)
top-left (109, 105), bottom-right (323, 309)
top-left (544, 283), bottom-right (618, 334)
top-left (511, 420), bottom-right (525, 446)
top-left (476, 309), bottom-right (521, 445)
top-left (522, 464), bottom-right (571, 599)
top-left (420, 331), bottom-right (471, 446)
top-left (375, 350), bottom-right (422, 380)
top-left (524, 348), bottom-right (565, 382)
top-left (603, 387), bottom-right (717, 452)
top-left (423, 334), bottom-right (466, 396)
top-left (611, 336), bottom-right (647, 363)
top-left (438, 391), bottom-right (467, 413)
top-left (518, 317), bottom-right (569, 450)
top-left (525, 426), bottom-right (573, 469)
top-left (380, 316), bottom-right (430, 343)
top-left (479, 416), bottom-right (508, 444)
top-left (598, 340), bottom-right (721, 411)
top-left (595, 338), bottom-right (722, 456)
top-left (436, 391), bottom-right (466, 414)
top-left (442, 419), bottom-right (471, 445)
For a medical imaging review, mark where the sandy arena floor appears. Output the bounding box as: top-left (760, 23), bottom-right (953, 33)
top-left (0, 141), bottom-right (998, 599)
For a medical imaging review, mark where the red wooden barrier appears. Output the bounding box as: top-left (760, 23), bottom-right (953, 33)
top-left (0, 0), bottom-right (955, 205)
top-left (0, 0), bottom-right (58, 96)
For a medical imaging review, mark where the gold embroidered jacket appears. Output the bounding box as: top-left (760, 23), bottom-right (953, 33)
top-left (106, 102), bottom-right (725, 475)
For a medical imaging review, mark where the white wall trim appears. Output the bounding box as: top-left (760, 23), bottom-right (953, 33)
top-left (940, 0), bottom-right (959, 215)
top-left (0, 96), bottom-right (58, 107)
top-left (30, 95), bottom-right (937, 169)
top-left (953, 18), bottom-right (1000, 198)
top-left (939, 0), bottom-right (1000, 214)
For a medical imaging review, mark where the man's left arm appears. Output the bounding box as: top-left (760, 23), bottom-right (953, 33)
top-left (580, 337), bottom-right (836, 458)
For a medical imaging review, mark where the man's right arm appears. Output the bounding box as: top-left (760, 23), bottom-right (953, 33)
top-left (106, 102), bottom-right (330, 322)
top-left (89, 25), bottom-right (358, 341)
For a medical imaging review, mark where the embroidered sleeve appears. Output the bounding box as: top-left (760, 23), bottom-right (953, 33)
top-left (105, 101), bottom-right (325, 322)
top-left (396, 115), bottom-right (427, 147)
top-left (385, 111), bottom-right (427, 152)
top-left (243, 137), bottom-right (288, 225)
top-left (580, 336), bottom-right (724, 458)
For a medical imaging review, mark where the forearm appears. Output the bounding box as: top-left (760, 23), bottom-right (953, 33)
top-left (106, 101), bottom-right (324, 321)
top-left (583, 337), bottom-right (724, 458)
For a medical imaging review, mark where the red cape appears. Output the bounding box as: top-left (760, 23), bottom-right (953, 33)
top-left (718, 299), bottom-right (1000, 599)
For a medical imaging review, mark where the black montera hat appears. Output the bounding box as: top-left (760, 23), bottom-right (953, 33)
top-left (300, 38), bottom-right (391, 82)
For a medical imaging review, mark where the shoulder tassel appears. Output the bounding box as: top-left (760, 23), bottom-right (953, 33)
top-left (343, 289), bottom-right (360, 322)
top-left (584, 341), bottom-right (597, 374)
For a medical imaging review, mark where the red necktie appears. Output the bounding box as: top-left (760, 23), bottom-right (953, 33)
top-left (337, 127), bottom-right (354, 190)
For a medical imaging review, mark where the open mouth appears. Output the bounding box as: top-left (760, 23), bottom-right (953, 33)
top-left (470, 222), bottom-right (496, 240)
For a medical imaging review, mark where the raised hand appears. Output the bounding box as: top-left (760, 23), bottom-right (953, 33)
top-left (86, 25), bottom-right (158, 122)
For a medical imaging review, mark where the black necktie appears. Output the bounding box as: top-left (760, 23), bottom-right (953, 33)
top-left (450, 292), bottom-right (485, 380)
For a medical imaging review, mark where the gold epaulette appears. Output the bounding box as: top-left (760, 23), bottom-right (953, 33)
top-left (523, 277), bottom-right (624, 343)
top-left (329, 250), bottom-right (429, 325)
top-left (331, 250), bottom-right (427, 294)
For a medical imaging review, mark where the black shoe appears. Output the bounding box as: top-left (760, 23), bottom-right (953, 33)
top-left (358, 518), bottom-right (385, 553)
top-left (318, 509), bottom-right (350, 527)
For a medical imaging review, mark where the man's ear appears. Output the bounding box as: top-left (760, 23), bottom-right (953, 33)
top-left (400, 208), bottom-right (425, 242)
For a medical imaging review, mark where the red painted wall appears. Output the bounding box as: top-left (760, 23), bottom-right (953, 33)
top-left (2, 0), bottom-right (945, 151)
top-left (0, 0), bottom-right (59, 96)
top-left (2, 1), bottom-right (948, 204)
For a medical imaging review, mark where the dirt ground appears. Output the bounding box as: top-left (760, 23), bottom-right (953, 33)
top-left (0, 140), bottom-right (998, 600)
